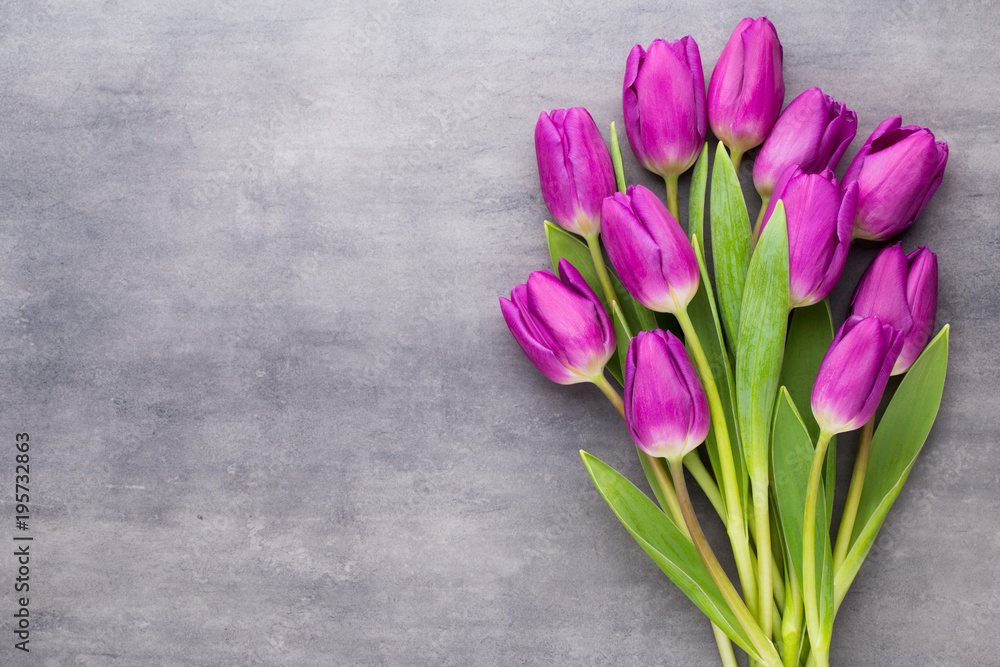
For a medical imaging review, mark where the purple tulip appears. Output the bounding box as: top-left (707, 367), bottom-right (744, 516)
top-left (752, 87), bottom-right (857, 198)
top-left (499, 259), bottom-right (616, 385)
top-left (851, 245), bottom-right (938, 374)
top-left (758, 166), bottom-right (858, 309)
top-left (535, 107), bottom-right (617, 237)
top-left (843, 116), bottom-right (949, 241)
top-left (623, 37), bottom-right (707, 179)
top-left (624, 329), bottom-right (710, 460)
top-left (811, 316), bottom-right (904, 434)
top-left (600, 185), bottom-right (700, 314)
top-left (707, 16), bottom-right (784, 153)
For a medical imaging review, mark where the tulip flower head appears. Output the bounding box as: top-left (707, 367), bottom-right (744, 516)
top-left (623, 36), bottom-right (707, 179)
top-left (843, 116), bottom-right (949, 241)
top-left (624, 329), bottom-right (710, 461)
top-left (851, 245), bottom-right (938, 374)
top-left (753, 87), bottom-right (857, 199)
top-left (811, 316), bottom-right (904, 434)
top-left (535, 107), bottom-right (617, 237)
top-left (707, 16), bottom-right (784, 153)
top-left (758, 166), bottom-right (858, 309)
top-left (600, 185), bottom-right (700, 314)
top-left (499, 259), bottom-right (616, 385)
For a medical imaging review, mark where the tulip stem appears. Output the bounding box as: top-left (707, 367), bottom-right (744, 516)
top-left (753, 196), bottom-right (770, 242)
top-left (803, 430), bottom-right (834, 667)
top-left (592, 373), bottom-right (625, 419)
top-left (584, 233), bottom-right (618, 309)
top-left (683, 452), bottom-right (725, 520)
top-left (781, 555), bottom-right (803, 667)
top-left (668, 458), bottom-right (782, 667)
top-left (674, 305), bottom-right (758, 618)
top-left (754, 481), bottom-right (774, 643)
top-left (730, 148), bottom-right (744, 172)
top-left (664, 175), bottom-right (680, 222)
top-left (833, 418), bottom-right (874, 572)
top-left (593, 372), bottom-right (739, 667)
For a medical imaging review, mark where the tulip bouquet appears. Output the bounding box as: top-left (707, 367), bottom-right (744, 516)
top-left (500, 16), bottom-right (951, 667)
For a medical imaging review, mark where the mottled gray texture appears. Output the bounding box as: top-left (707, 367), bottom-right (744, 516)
top-left (0, 0), bottom-right (996, 664)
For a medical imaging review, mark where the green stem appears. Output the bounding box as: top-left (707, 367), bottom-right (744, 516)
top-left (713, 625), bottom-right (739, 667)
top-left (668, 458), bottom-right (782, 667)
top-left (753, 481), bottom-right (774, 643)
top-left (584, 233), bottom-right (618, 309)
top-left (593, 375), bottom-right (738, 667)
top-left (664, 175), bottom-right (680, 222)
top-left (674, 305), bottom-right (758, 617)
top-left (592, 374), bottom-right (624, 419)
top-left (683, 452), bottom-right (725, 520)
top-left (803, 430), bottom-right (834, 665)
top-left (753, 195), bottom-right (770, 243)
top-left (730, 148), bottom-right (744, 172)
top-left (781, 563), bottom-right (803, 667)
top-left (609, 122), bottom-right (627, 193)
top-left (833, 418), bottom-right (873, 572)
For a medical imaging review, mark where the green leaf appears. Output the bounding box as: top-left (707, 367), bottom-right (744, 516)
top-left (688, 143), bottom-right (708, 241)
top-left (770, 390), bottom-right (835, 642)
top-left (581, 451), bottom-right (766, 663)
top-left (611, 272), bottom-right (658, 333)
top-left (735, 201), bottom-right (789, 488)
top-left (637, 450), bottom-right (673, 517)
top-left (778, 299), bottom-right (837, 525)
top-left (609, 122), bottom-right (627, 193)
top-left (835, 326), bottom-right (950, 610)
top-left (689, 235), bottom-right (745, 511)
top-left (778, 300), bottom-right (834, 442)
top-left (544, 221), bottom-right (604, 304)
top-left (709, 141), bottom-right (752, 350)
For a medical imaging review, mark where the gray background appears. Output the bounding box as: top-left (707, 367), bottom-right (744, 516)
top-left (0, 0), bottom-right (996, 665)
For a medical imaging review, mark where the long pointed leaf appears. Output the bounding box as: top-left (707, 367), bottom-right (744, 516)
top-left (770, 389), bottom-right (835, 643)
top-left (835, 326), bottom-right (950, 609)
top-left (736, 201), bottom-right (789, 487)
top-left (688, 143), bottom-right (708, 241)
top-left (581, 451), bottom-right (766, 663)
top-left (709, 141), bottom-right (752, 350)
top-left (778, 300), bottom-right (837, 525)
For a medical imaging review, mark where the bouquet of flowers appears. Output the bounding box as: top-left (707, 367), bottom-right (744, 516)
top-left (500, 17), bottom-right (949, 666)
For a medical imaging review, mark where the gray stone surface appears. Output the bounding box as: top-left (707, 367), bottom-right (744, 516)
top-left (0, 0), bottom-right (997, 664)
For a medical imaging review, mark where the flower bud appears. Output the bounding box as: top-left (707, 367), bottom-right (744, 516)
top-left (600, 185), bottom-right (700, 314)
top-left (758, 166), bottom-right (857, 309)
top-left (752, 87), bottom-right (857, 198)
top-left (811, 316), bottom-right (904, 434)
top-left (851, 245), bottom-right (938, 374)
top-left (623, 36), bottom-right (707, 178)
top-left (535, 107), bottom-right (617, 237)
top-left (499, 259), bottom-right (616, 385)
top-left (707, 16), bottom-right (784, 153)
top-left (843, 116), bottom-right (948, 241)
top-left (624, 329), bottom-right (710, 461)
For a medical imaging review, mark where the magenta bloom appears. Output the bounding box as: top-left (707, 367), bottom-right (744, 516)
top-left (811, 316), bottom-right (904, 434)
top-left (843, 116), bottom-right (949, 241)
top-left (752, 87), bottom-right (857, 198)
top-left (499, 259), bottom-right (616, 385)
top-left (623, 36), bottom-right (706, 178)
top-left (707, 16), bottom-right (784, 153)
top-left (851, 245), bottom-right (938, 374)
top-left (759, 166), bottom-right (858, 309)
top-left (600, 185), bottom-right (700, 314)
top-left (535, 107), bottom-right (617, 237)
top-left (624, 329), bottom-right (710, 460)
